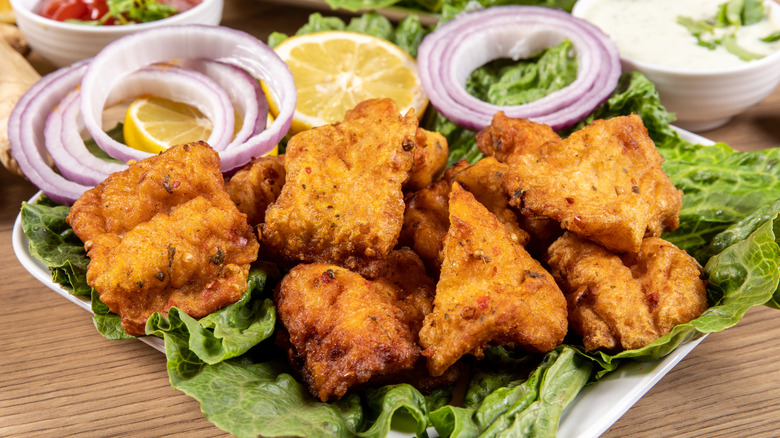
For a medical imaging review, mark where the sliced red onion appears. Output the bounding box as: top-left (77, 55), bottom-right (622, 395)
top-left (45, 87), bottom-right (126, 186)
top-left (176, 59), bottom-right (268, 147)
top-left (418, 6), bottom-right (621, 131)
top-left (80, 24), bottom-right (296, 172)
top-left (8, 60), bottom-right (92, 205)
top-left (45, 63), bottom-right (233, 187)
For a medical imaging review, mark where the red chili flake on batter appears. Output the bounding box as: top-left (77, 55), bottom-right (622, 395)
top-left (305, 167), bottom-right (312, 174)
top-left (477, 295), bottom-right (490, 310)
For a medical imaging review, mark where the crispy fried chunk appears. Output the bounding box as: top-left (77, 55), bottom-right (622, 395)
top-left (262, 98), bottom-right (417, 277)
top-left (225, 154), bottom-right (286, 227)
top-left (67, 142), bottom-right (259, 336)
top-left (546, 232), bottom-right (707, 352)
top-left (276, 249), bottom-right (435, 401)
top-left (503, 114), bottom-right (683, 254)
top-left (419, 183), bottom-right (568, 376)
top-left (475, 111), bottom-right (561, 163)
top-left (406, 128), bottom-right (449, 191)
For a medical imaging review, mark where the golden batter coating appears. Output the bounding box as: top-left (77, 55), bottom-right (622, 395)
top-left (67, 141), bottom-right (228, 242)
top-left (262, 98), bottom-right (417, 277)
top-left (86, 197), bottom-right (259, 336)
top-left (67, 143), bottom-right (259, 336)
top-left (399, 178), bottom-right (451, 277)
top-left (405, 128), bottom-right (449, 191)
top-left (475, 111), bottom-right (561, 164)
top-left (225, 154), bottom-right (286, 227)
top-left (449, 157), bottom-right (530, 247)
top-left (503, 114), bottom-right (683, 254)
top-left (400, 157), bottom-right (531, 277)
top-left (546, 232), bottom-right (707, 352)
top-left (275, 249), bottom-right (435, 401)
top-left (419, 183), bottom-right (568, 377)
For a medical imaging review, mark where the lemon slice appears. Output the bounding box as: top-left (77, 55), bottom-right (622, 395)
top-left (123, 97), bottom-right (213, 154)
top-left (270, 31), bottom-right (428, 134)
top-left (0, 0), bottom-right (14, 23)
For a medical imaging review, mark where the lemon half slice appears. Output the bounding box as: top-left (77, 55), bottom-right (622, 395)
top-left (271, 31), bottom-right (428, 134)
top-left (123, 97), bottom-right (213, 154)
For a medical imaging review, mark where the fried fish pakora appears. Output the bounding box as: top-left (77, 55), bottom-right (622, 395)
top-left (503, 114), bottom-right (683, 254)
top-left (399, 158), bottom-right (531, 277)
top-left (405, 128), bottom-right (449, 191)
top-left (399, 178), bottom-right (451, 276)
top-left (275, 248), bottom-right (435, 401)
top-left (225, 154), bottom-right (286, 227)
top-left (87, 197), bottom-right (259, 336)
top-left (546, 232), bottom-right (707, 352)
top-left (449, 157), bottom-right (530, 246)
top-left (419, 183), bottom-right (568, 377)
top-left (67, 141), bottom-right (228, 242)
top-left (475, 111), bottom-right (560, 163)
top-left (67, 142), bottom-right (259, 336)
top-left (262, 98), bottom-right (417, 277)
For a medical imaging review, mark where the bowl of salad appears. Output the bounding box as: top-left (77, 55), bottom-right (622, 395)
top-left (9, 0), bottom-right (223, 67)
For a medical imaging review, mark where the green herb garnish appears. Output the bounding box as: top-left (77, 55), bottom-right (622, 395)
top-left (677, 0), bottom-right (771, 61)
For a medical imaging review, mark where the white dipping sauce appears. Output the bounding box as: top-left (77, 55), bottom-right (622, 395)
top-left (580, 0), bottom-right (780, 69)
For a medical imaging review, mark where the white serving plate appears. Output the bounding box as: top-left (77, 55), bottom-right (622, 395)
top-left (10, 127), bottom-right (711, 438)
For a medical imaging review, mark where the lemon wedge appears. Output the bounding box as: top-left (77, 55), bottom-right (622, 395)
top-left (0, 0), bottom-right (14, 23)
top-left (270, 31), bottom-right (428, 134)
top-left (123, 97), bottom-right (213, 154)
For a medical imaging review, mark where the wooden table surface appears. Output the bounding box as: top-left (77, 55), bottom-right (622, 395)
top-left (2, 0), bottom-right (780, 436)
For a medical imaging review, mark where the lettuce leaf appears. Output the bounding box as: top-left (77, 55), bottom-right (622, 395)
top-left (320, 0), bottom-right (577, 14)
top-left (162, 335), bottom-right (445, 438)
top-left (146, 266), bottom-right (279, 364)
top-left (268, 12), bottom-right (429, 58)
top-left (467, 39), bottom-right (577, 106)
top-left (660, 140), bottom-right (780, 254)
top-left (429, 347), bottom-right (591, 437)
top-left (21, 198), bottom-right (91, 296)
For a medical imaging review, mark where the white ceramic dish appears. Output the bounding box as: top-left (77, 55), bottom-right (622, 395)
top-left (572, 0), bottom-right (780, 132)
top-left (11, 125), bottom-right (712, 438)
top-left (10, 0), bottom-right (224, 67)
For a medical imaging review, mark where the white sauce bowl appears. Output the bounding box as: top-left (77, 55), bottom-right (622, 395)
top-left (573, 0), bottom-right (780, 131)
top-left (10, 0), bottom-right (223, 68)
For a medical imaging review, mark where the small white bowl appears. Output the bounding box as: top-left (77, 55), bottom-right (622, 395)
top-left (10, 0), bottom-right (223, 68)
top-left (573, 0), bottom-right (780, 131)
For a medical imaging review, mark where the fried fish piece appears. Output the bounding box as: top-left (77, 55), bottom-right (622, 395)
top-left (405, 128), bottom-right (448, 191)
top-left (503, 114), bottom-right (683, 254)
top-left (276, 248), bottom-right (435, 401)
top-left (262, 98), bottom-right (417, 277)
top-left (67, 141), bottom-right (228, 242)
top-left (399, 158), bottom-right (531, 277)
top-left (546, 232), bottom-right (707, 352)
top-left (67, 142), bottom-right (259, 336)
top-left (86, 197), bottom-right (259, 336)
top-left (419, 183), bottom-right (568, 376)
top-left (225, 154), bottom-right (286, 227)
top-left (399, 178), bottom-right (451, 276)
top-left (449, 157), bottom-right (530, 246)
top-left (475, 111), bottom-right (561, 163)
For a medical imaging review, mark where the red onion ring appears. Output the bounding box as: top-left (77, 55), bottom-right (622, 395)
top-left (10, 25), bottom-right (295, 204)
top-left (8, 60), bottom-right (93, 205)
top-left (80, 24), bottom-right (296, 172)
top-left (46, 64), bottom-right (235, 187)
top-left (176, 59), bottom-right (268, 148)
top-left (417, 6), bottom-right (621, 131)
top-left (45, 87), bottom-right (125, 186)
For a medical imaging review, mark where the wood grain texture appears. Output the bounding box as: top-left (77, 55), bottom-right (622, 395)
top-left (1, 1), bottom-right (780, 436)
